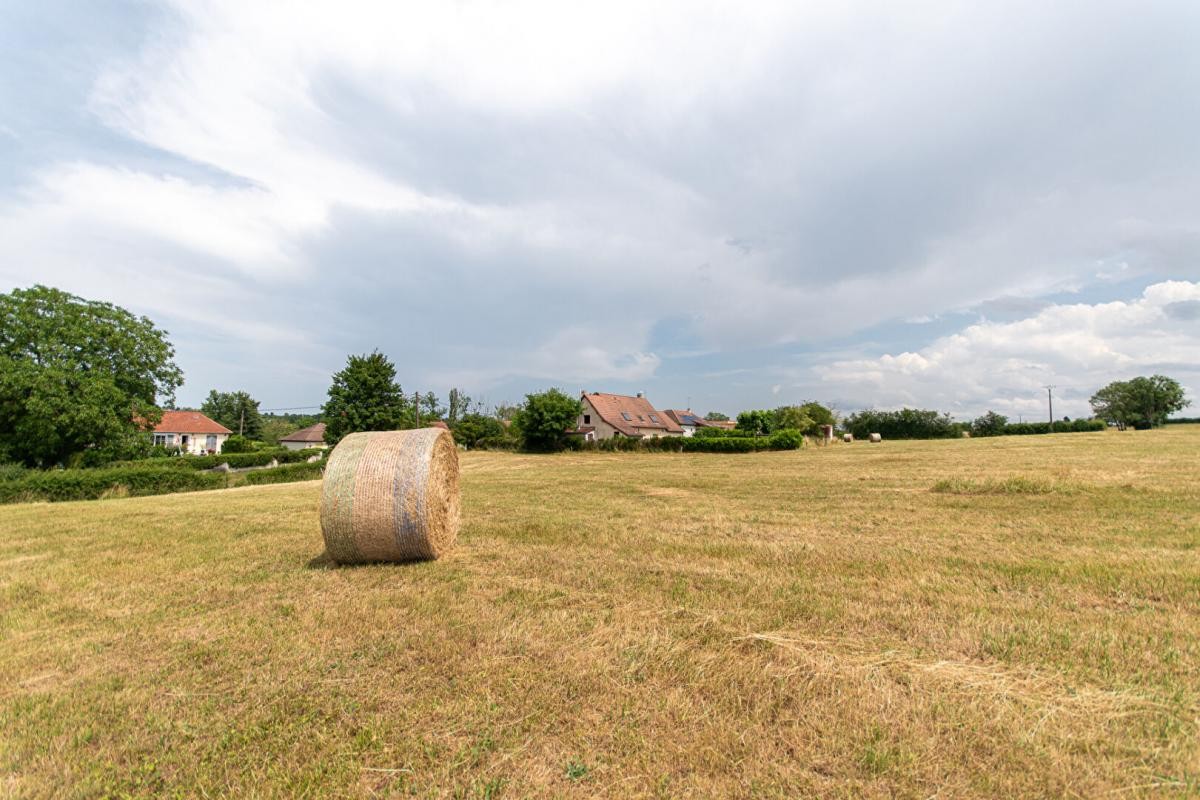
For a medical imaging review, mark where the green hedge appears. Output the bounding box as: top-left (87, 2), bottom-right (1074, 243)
top-left (578, 429), bottom-right (804, 453)
top-left (1002, 419), bottom-right (1106, 435)
top-left (0, 467), bottom-right (227, 504)
top-left (243, 462), bottom-right (325, 485)
top-left (109, 448), bottom-right (324, 470)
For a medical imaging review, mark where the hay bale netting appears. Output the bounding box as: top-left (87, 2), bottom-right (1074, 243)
top-left (869, 433), bottom-right (882, 443)
top-left (320, 428), bottom-right (460, 564)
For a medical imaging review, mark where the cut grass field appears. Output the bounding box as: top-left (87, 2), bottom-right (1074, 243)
top-left (2, 427), bottom-right (1199, 798)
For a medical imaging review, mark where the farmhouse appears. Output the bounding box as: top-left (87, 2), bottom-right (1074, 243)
top-left (279, 422), bottom-right (328, 451)
top-left (573, 391), bottom-right (683, 440)
top-left (152, 410), bottom-right (231, 455)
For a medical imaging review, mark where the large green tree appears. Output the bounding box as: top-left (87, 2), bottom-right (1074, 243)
top-left (1090, 375), bottom-right (1189, 428)
top-left (322, 351), bottom-right (408, 445)
top-left (513, 389), bottom-right (582, 451)
top-left (0, 285), bottom-right (182, 466)
top-left (200, 389), bottom-right (263, 439)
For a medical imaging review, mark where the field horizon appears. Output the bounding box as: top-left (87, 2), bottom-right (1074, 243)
top-left (3, 428), bottom-right (1199, 797)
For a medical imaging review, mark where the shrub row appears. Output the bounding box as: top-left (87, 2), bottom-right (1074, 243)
top-left (0, 467), bottom-right (227, 504)
top-left (110, 448), bottom-right (324, 470)
top-left (243, 462), bottom-right (325, 485)
top-left (844, 408), bottom-right (959, 440)
top-left (575, 429), bottom-right (804, 453)
top-left (1000, 419), bottom-right (1106, 436)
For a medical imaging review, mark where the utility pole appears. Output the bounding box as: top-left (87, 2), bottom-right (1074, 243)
top-left (239, 407), bottom-right (244, 436)
top-left (1044, 385), bottom-right (1055, 425)
top-left (414, 390), bottom-right (420, 428)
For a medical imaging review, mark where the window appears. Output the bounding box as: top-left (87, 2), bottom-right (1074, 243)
top-left (637, 415), bottom-right (645, 422)
top-left (583, 414), bottom-right (591, 424)
top-left (206, 434), bottom-right (217, 450)
top-left (649, 414), bottom-right (660, 423)
top-left (621, 412), bottom-right (632, 421)
top-left (153, 433), bottom-right (175, 446)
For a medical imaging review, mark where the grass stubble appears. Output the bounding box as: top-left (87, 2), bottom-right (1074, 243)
top-left (1, 427), bottom-right (1199, 797)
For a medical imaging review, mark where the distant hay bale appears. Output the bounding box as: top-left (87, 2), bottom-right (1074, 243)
top-left (842, 433), bottom-right (854, 443)
top-left (320, 428), bottom-right (460, 564)
top-left (869, 433), bottom-right (882, 443)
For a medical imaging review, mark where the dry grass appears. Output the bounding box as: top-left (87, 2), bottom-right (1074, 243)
top-left (2, 427), bottom-right (1199, 798)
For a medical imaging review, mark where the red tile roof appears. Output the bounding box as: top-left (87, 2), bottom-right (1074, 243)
top-left (581, 392), bottom-right (682, 436)
top-left (154, 410), bottom-right (232, 435)
top-left (280, 422), bottom-right (327, 443)
top-left (429, 420), bottom-right (450, 430)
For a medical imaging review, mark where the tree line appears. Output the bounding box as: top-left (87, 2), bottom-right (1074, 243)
top-left (0, 284), bottom-right (1191, 466)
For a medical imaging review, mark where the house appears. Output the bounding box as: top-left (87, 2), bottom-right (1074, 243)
top-left (573, 391), bottom-right (683, 440)
top-left (662, 409), bottom-right (713, 437)
top-left (152, 410), bottom-right (232, 454)
top-left (279, 422), bottom-right (328, 450)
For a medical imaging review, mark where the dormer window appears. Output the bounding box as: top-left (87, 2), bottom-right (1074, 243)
top-left (621, 412), bottom-right (633, 421)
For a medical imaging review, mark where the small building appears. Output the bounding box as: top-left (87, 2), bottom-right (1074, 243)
top-left (573, 391), bottom-right (683, 440)
top-left (279, 422), bottom-right (328, 450)
top-left (152, 410), bottom-right (231, 455)
top-left (662, 409), bottom-right (716, 437)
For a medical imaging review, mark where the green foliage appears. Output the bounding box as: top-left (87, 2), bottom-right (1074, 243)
top-left (1090, 375), bottom-right (1189, 428)
top-left (322, 351), bottom-right (409, 446)
top-left (773, 406), bottom-right (815, 434)
top-left (221, 435), bottom-right (254, 453)
top-left (1003, 419), bottom-right (1106, 435)
top-left (446, 388), bottom-right (476, 425)
top-left (200, 390), bottom-right (262, 439)
top-left (108, 448), bottom-right (322, 470)
top-left (451, 413), bottom-right (507, 449)
top-left (703, 411), bottom-right (730, 421)
top-left (493, 402), bottom-right (521, 422)
top-left (737, 405), bottom-right (820, 435)
top-left (798, 402), bottom-right (836, 433)
top-left (413, 391), bottom-right (446, 426)
top-left (971, 410), bottom-right (1009, 437)
top-left (844, 408), bottom-right (958, 440)
top-left (0, 466), bottom-right (226, 504)
top-left (736, 409), bottom-right (774, 435)
top-left (513, 389), bottom-right (582, 451)
top-left (0, 285), bottom-right (182, 467)
top-left (580, 430), bottom-right (803, 453)
top-left (243, 462), bottom-right (324, 485)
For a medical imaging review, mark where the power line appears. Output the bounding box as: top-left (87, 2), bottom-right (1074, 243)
top-left (262, 405), bottom-right (323, 412)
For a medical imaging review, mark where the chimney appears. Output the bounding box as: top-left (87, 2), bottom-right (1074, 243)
top-left (636, 391), bottom-right (644, 398)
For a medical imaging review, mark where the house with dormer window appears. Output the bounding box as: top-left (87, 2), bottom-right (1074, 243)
top-left (572, 391), bottom-right (683, 440)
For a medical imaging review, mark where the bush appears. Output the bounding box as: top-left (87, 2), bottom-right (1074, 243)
top-left (844, 408), bottom-right (959, 440)
top-left (1002, 419), bottom-right (1105, 435)
top-left (243, 462), bottom-right (324, 485)
top-left (576, 431), bottom-right (804, 453)
top-left (971, 411), bottom-right (1009, 437)
top-left (0, 463), bottom-right (27, 482)
top-left (221, 435), bottom-right (254, 453)
top-left (108, 448), bottom-right (323, 471)
top-left (0, 467), bottom-right (227, 504)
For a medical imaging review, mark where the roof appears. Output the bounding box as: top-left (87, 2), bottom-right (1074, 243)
top-left (429, 420), bottom-right (450, 430)
top-left (663, 409), bottom-right (712, 428)
top-left (280, 422), bottom-right (327, 443)
top-left (580, 392), bottom-right (682, 436)
top-left (153, 410), bottom-right (232, 435)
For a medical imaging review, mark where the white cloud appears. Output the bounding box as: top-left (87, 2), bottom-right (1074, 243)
top-left (815, 281), bottom-right (1200, 419)
top-left (4, 1), bottom-right (1200, 407)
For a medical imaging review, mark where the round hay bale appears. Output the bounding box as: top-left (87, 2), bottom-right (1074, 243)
top-left (320, 428), bottom-right (460, 564)
top-left (842, 433), bottom-right (854, 443)
top-left (869, 433), bottom-right (882, 443)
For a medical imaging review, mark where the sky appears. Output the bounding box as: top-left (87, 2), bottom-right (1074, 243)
top-left (2, 0), bottom-right (1199, 421)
